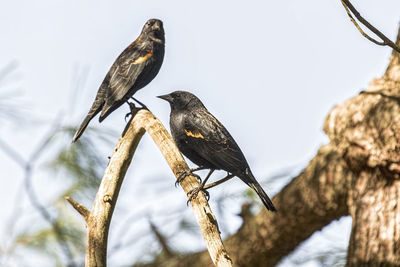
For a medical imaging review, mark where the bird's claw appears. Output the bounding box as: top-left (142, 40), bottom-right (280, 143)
top-left (175, 171), bottom-right (202, 187)
top-left (131, 97), bottom-right (149, 110)
top-left (124, 113), bottom-right (131, 122)
top-left (125, 102), bottom-right (139, 122)
top-left (186, 186), bottom-right (210, 205)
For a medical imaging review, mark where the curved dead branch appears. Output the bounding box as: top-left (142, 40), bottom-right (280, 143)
top-left (67, 109), bottom-right (232, 267)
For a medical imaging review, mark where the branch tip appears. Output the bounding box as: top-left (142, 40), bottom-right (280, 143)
top-left (65, 196), bottom-right (90, 221)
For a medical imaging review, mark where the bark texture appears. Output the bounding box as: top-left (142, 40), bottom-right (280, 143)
top-left (326, 83), bottom-right (400, 266)
top-left (337, 27), bottom-right (400, 267)
top-left (139, 27), bottom-right (400, 267)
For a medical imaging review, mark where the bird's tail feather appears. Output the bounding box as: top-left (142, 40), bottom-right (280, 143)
top-left (72, 103), bottom-right (102, 143)
top-left (72, 88), bottom-right (106, 143)
top-left (244, 172), bottom-right (277, 212)
top-left (72, 114), bottom-right (94, 143)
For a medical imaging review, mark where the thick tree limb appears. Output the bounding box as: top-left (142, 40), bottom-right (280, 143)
top-left (340, 0), bottom-right (400, 53)
top-left (68, 109), bottom-right (232, 267)
top-left (346, 170), bottom-right (400, 266)
top-left (139, 143), bottom-right (352, 267)
top-left (324, 83), bottom-right (400, 265)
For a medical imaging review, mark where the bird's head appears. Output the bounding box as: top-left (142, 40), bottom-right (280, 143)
top-left (142, 19), bottom-right (165, 44)
top-left (158, 91), bottom-right (204, 111)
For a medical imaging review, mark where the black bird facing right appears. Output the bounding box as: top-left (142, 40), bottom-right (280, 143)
top-left (158, 91), bottom-right (276, 212)
top-left (72, 19), bottom-right (165, 143)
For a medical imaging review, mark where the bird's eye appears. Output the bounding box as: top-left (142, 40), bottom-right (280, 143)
top-left (175, 93), bottom-right (181, 98)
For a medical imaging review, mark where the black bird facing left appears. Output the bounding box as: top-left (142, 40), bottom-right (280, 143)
top-left (158, 91), bottom-right (276, 212)
top-left (72, 19), bottom-right (165, 142)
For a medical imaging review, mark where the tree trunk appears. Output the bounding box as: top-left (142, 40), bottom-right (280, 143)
top-left (346, 170), bottom-right (400, 266)
top-left (138, 27), bottom-right (400, 267)
top-left (341, 27), bottom-right (400, 267)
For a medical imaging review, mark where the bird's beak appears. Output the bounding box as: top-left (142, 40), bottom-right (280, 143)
top-left (152, 20), bottom-right (162, 31)
top-left (152, 23), bottom-right (161, 31)
top-left (157, 94), bottom-right (173, 103)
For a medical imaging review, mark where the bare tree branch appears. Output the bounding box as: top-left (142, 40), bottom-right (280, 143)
top-left (68, 108), bottom-right (232, 267)
top-left (65, 196), bottom-right (89, 221)
top-left (136, 109), bottom-right (232, 266)
top-left (340, 0), bottom-right (400, 53)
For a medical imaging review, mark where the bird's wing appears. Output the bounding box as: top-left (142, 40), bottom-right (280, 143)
top-left (104, 41), bottom-right (153, 103)
top-left (183, 109), bottom-right (249, 173)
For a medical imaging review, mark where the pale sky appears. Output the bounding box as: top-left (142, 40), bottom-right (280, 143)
top-left (1, 0), bottom-right (399, 266)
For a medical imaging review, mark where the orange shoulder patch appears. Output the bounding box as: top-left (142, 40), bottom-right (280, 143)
top-left (184, 129), bottom-right (204, 139)
top-left (133, 50), bottom-right (153, 64)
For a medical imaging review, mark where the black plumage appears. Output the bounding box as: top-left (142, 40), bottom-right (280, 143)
top-left (158, 91), bottom-right (276, 211)
top-left (72, 19), bottom-right (165, 142)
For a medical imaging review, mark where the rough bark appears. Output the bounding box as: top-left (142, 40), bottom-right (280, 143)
top-left (325, 84), bottom-right (400, 266)
top-left (139, 27), bottom-right (400, 267)
top-left (335, 27), bottom-right (400, 267)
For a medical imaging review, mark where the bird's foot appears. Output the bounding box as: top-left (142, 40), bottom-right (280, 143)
top-left (131, 97), bottom-right (148, 110)
top-left (175, 170), bottom-right (202, 187)
top-left (186, 186), bottom-right (210, 205)
top-left (125, 102), bottom-right (140, 122)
